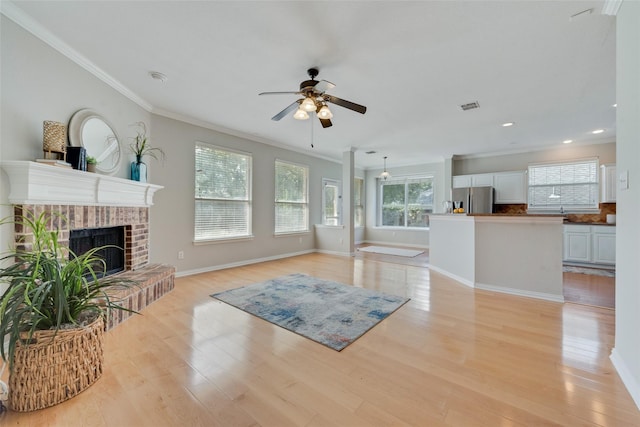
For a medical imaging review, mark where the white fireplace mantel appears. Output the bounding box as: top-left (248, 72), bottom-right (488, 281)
top-left (1, 161), bottom-right (163, 207)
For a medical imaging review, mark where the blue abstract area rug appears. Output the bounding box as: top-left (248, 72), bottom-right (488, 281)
top-left (211, 273), bottom-right (410, 351)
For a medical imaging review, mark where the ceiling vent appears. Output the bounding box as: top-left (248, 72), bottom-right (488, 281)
top-left (365, 150), bottom-right (377, 154)
top-left (460, 101), bottom-right (480, 111)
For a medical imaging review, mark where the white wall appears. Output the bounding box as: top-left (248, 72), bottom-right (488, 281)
top-left (148, 114), bottom-right (344, 274)
top-left (611, 0), bottom-right (640, 409)
top-left (0, 16), bottom-right (150, 293)
top-left (453, 142), bottom-right (616, 175)
top-left (0, 15), bottom-right (348, 278)
top-left (364, 161), bottom-right (445, 248)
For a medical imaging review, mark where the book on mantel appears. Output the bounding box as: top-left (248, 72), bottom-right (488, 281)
top-left (35, 158), bottom-right (73, 168)
top-left (66, 146), bottom-right (87, 171)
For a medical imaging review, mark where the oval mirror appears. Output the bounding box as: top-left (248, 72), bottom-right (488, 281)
top-left (68, 109), bottom-right (122, 175)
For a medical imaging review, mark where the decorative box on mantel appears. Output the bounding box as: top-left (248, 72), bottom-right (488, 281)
top-left (1, 160), bottom-right (163, 207)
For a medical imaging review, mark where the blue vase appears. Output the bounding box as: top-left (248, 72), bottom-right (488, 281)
top-left (130, 156), bottom-right (147, 182)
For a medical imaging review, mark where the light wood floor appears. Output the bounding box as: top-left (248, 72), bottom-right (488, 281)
top-left (1, 253), bottom-right (638, 426)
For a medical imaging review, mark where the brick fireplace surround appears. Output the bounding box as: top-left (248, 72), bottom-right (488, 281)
top-left (2, 161), bottom-right (175, 329)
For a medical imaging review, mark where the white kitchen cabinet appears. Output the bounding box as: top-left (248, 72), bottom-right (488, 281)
top-left (452, 171), bottom-right (527, 203)
top-left (452, 175), bottom-right (471, 188)
top-left (592, 226), bottom-right (616, 265)
top-left (563, 224), bottom-right (615, 265)
top-left (493, 171), bottom-right (527, 204)
top-left (471, 173), bottom-right (494, 187)
top-left (601, 164), bottom-right (617, 203)
top-left (564, 225), bottom-right (591, 263)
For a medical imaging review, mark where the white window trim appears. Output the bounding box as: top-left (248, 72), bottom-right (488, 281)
top-left (527, 158), bottom-right (600, 214)
top-left (194, 142), bottom-right (253, 242)
top-left (322, 177), bottom-right (342, 226)
top-left (377, 174), bottom-right (435, 228)
top-left (274, 159), bottom-right (310, 235)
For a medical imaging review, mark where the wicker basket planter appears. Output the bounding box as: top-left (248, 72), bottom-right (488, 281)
top-left (9, 317), bottom-right (105, 412)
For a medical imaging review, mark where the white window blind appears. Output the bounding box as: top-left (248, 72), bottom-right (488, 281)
top-left (275, 160), bottom-right (309, 234)
top-left (528, 159), bottom-right (599, 211)
top-left (195, 143), bottom-right (252, 241)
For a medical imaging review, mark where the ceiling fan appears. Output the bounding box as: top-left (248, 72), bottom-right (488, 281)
top-left (259, 68), bottom-right (367, 128)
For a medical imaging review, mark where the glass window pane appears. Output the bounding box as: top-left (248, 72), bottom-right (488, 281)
top-left (195, 143), bottom-right (252, 241)
top-left (275, 161), bottom-right (309, 233)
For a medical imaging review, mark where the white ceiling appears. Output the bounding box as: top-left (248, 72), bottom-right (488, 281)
top-left (4, 1), bottom-right (616, 170)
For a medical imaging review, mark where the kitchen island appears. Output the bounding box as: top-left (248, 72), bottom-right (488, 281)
top-left (429, 214), bottom-right (565, 302)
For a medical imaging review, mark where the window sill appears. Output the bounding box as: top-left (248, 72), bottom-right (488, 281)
top-left (373, 226), bottom-right (429, 231)
top-left (314, 224), bottom-right (345, 229)
top-left (193, 235), bottom-right (255, 245)
top-left (273, 231), bottom-right (312, 238)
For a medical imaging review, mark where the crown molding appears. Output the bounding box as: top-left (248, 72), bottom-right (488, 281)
top-left (151, 107), bottom-right (343, 166)
top-left (602, 0), bottom-right (623, 16)
top-left (1, 1), bottom-right (153, 112)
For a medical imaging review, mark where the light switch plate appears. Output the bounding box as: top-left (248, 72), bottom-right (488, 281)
top-left (619, 170), bottom-right (629, 190)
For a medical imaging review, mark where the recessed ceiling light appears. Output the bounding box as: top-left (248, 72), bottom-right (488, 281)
top-left (563, 139), bottom-right (573, 144)
top-left (502, 122), bottom-right (514, 127)
top-left (592, 129), bottom-right (604, 134)
top-left (149, 71), bottom-right (168, 82)
top-left (613, 103), bottom-right (617, 107)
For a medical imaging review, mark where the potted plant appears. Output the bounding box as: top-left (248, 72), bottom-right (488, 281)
top-left (0, 210), bottom-right (136, 412)
top-left (86, 155), bottom-right (98, 172)
top-left (129, 122), bottom-right (165, 183)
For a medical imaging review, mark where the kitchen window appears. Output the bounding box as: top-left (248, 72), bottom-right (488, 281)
top-left (194, 142), bottom-right (252, 242)
top-left (528, 159), bottom-right (599, 212)
top-left (378, 176), bottom-right (434, 227)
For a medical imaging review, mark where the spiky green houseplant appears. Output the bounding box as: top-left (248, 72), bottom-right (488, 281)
top-left (0, 210), bottom-right (136, 368)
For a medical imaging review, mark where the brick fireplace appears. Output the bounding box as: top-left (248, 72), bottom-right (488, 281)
top-left (14, 204), bottom-right (150, 271)
top-left (2, 160), bottom-right (175, 329)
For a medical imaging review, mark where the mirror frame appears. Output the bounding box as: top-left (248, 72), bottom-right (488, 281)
top-left (68, 109), bottom-right (122, 175)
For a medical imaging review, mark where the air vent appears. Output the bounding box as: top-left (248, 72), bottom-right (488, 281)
top-left (460, 101), bottom-right (480, 111)
top-left (365, 150), bottom-right (377, 154)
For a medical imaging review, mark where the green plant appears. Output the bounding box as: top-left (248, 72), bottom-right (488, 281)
top-left (86, 156), bottom-right (97, 165)
top-left (129, 122), bottom-right (165, 161)
top-left (0, 210), bottom-right (136, 366)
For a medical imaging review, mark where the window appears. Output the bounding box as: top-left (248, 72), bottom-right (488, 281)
top-left (275, 160), bottom-right (309, 234)
top-left (322, 178), bottom-right (341, 226)
top-left (354, 177), bottom-right (364, 227)
top-left (194, 143), bottom-right (252, 241)
top-left (378, 176), bottom-right (433, 227)
top-left (528, 159), bottom-right (599, 211)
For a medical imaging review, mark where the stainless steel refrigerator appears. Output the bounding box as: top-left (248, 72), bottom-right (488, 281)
top-left (451, 186), bottom-right (494, 214)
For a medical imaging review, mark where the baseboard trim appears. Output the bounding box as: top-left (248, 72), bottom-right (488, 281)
top-left (427, 264), bottom-right (474, 288)
top-left (315, 249), bottom-right (354, 257)
top-left (362, 240), bottom-right (428, 250)
top-left (610, 348), bottom-right (640, 410)
top-left (175, 249), bottom-right (316, 278)
top-left (475, 283), bottom-right (565, 303)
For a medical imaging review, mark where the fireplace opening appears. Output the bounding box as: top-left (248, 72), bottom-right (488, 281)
top-left (69, 226), bottom-right (125, 277)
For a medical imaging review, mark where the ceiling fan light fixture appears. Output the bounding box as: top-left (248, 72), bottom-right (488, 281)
top-left (301, 97), bottom-right (317, 112)
top-left (318, 104), bottom-right (333, 119)
top-left (293, 108), bottom-right (309, 120)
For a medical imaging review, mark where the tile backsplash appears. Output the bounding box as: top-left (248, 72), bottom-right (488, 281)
top-left (494, 203), bottom-right (616, 224)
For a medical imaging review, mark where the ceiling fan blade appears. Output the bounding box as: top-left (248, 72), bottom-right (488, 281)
top-left (324, 95), bottom-right (367, 114)
top-left (259, 91), bottom-right (300, 96)
top-left (271, 100), bottom-right (301, 121)
top-left (319, 117), bottom-right (333, 128)
top-left (314, 80), bottom-right (336, 93)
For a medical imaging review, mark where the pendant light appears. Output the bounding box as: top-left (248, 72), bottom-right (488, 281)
top-left (379, 156), bottom-right (391, 180)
